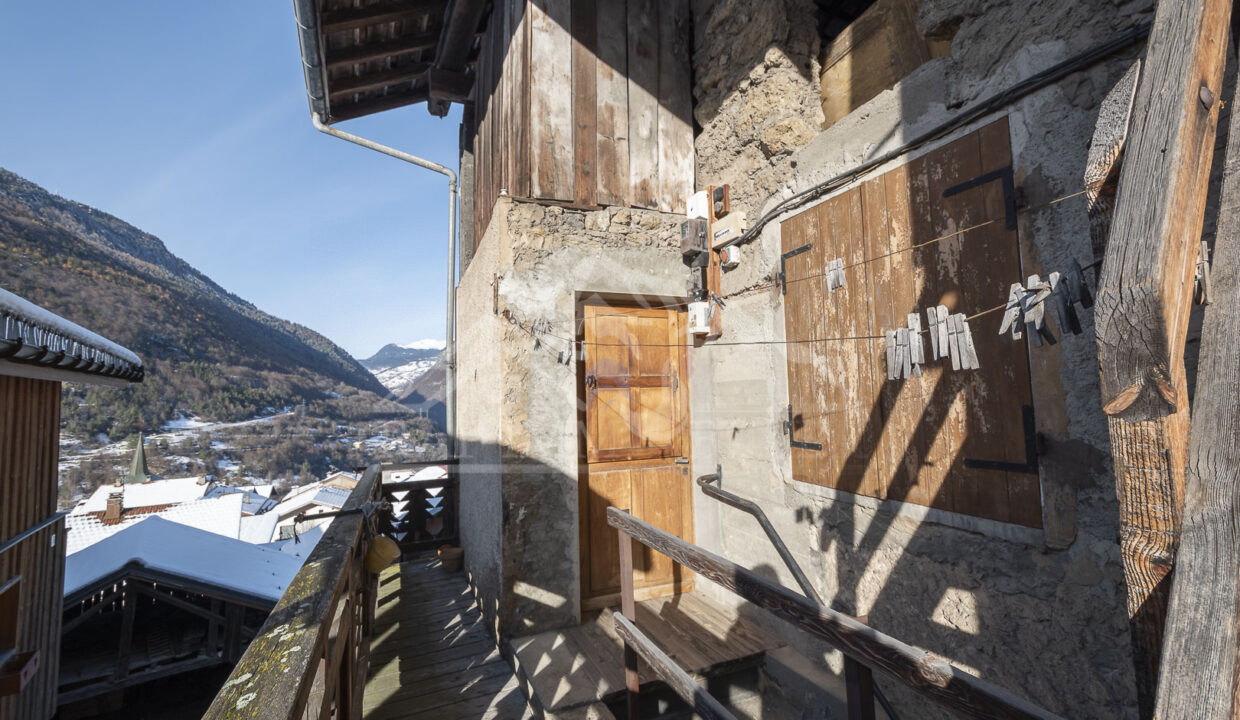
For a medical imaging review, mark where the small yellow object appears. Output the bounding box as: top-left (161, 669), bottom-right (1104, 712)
top-left (366, 536), bottom-right (400, 573)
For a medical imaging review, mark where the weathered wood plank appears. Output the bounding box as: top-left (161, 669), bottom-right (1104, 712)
top-left (626, 0), bottom-right (660, 209)
top-left (1090, 1), bottom-right (1232, 708)
top-left (1153, 46), bottom-right (1240, 718)
top-left (655, 0), bottom-right (693, 213)
top-left (596, 0), bottom-right (630, 206)
top-left (528, 0), bottom-right (574, 200)
top-left (607, 508), bottom-right (1064, 720)
top-left (1094, 0), bottom-right (1231, 420)
top-left (571, 0), bottom-right (598, 207)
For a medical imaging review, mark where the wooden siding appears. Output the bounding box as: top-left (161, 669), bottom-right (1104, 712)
top-left (781, 119), bottom-right (1040, 527)
top-left (469, 0), bottom-right (694, 249)
top-left (0, 375), bottom-right (65, 720)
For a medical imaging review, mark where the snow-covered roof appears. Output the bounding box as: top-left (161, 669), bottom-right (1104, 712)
top-left (64, 516), bottom-right (304, 603)
top-left (239, 512), bottom-right (281, 544)
top-left (313, 486), bottom-right (351, 509)
top-left (272, 480), bottom-right (354, 518)
top-left (411, 465), bottom-right (449, 481)
top-left (74, 476), bottom-right (211, 514)
top-left (265, 524), bottom-right (328, 560)
top-left (206, 485), bottom-right (277, 515)
top-left (0, 286), bottom-right (143, 384)
top-left (66, 493), bottom-right (245, 555)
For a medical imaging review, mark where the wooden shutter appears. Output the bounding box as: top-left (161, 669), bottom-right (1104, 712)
top-left (781, 117), bottom-right (1040, 527)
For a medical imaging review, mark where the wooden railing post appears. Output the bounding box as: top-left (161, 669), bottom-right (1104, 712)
top-left (618, 521), bottom-right (639, 720)
top-left (845, 657), bottom-right (877, 720)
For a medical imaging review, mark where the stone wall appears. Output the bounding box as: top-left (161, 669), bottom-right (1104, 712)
top-left (688, 0), bottom-right (1156, 717)
top-left (456, 197), bottom-right (688, 638)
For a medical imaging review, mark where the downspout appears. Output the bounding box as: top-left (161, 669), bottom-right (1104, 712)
top-left (310, 114), bottom-right (459, 458)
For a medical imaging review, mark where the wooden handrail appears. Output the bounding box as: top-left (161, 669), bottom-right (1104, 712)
top-left (204, 464), bottom-right (382, 720)
top-left (607, 507), bottom-right (1064, 720)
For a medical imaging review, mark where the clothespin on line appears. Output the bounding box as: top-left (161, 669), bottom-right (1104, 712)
top-left (826, 258), bottom-right (846, 291)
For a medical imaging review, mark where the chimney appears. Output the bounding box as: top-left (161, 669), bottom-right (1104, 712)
top-left (104, 491), bottom-right (124, 523)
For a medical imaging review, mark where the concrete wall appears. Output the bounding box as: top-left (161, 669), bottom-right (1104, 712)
top-left (687, 0), bottom-right (1154, 717)
top-left (456, 197), bottom-right (688, 638)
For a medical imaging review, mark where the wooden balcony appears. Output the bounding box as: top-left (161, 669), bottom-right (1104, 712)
top-left (201, 460), bottom-right (529, 720)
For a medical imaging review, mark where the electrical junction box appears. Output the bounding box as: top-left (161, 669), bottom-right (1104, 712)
top-left (711, 210), bottom-right (747, 249)
top-left (686, 191), bottom-right (710, 220)
top-left (720, 245), bottom-right (741, 269)
top-left (680, 218), bottom-right (708, 259)
top-left (687, 301), bottom-right (712, 336)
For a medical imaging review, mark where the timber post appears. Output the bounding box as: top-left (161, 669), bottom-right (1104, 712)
top-left (1091, 0), bottom-right (1233, 713)
top-left (1153, 30), bottom-right (1240, 718)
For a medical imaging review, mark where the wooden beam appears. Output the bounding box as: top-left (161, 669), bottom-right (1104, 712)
top-left (1091, 0), bottom-right (1232, 713)
top-left (114, 587), bottom-right (136, 682)
top-left (324, 31), bottom-right (441, 70)
top-left (321, 1), bottom-right (441, 35)
top-left (329, 86), bottom-right (430, 123)
top-left (607, 508), bottom-right (1063, 720)
top-left (434, 0), bottom-right (488, 71)
top-left (329, 63), bottom-right (430, 97)
top-left (425, 66), bottom-right (474, 103)
top-left (1153, 41), bottom-right (1240, 717)
top-left (1095, 0), bottom-right (1231, 420)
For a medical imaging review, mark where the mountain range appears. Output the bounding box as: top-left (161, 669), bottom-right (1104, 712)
top-left (0, 167), bottom-right (419, 443)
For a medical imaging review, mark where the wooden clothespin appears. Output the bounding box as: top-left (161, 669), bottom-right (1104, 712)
top-left (1064, 258), bottom-right (1094, 309)
top-left (999, 283), bottom-right (1025, 341)
top-left (947, 314), bottom-right (980, 371)
top-left (907, 313), bottom-right (925, 377)
top-left (926, 305), bottom-right (949, 360)
top-left (1022, 274), bottom-right (1058, 346)
top-left (885, 330), bottom-right (898, 381)
top-left (1046, 271), bottom-right (1082, 336)
top-left (1195, 240), bottom-right (1212, 305)
top-left (826, 259), bottom-right (846, 291)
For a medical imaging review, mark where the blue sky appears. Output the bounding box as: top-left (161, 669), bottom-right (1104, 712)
top-left (0, 0), bottom-right (460, 359)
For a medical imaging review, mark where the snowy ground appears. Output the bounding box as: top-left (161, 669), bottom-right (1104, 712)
top-left (58, 408), bottom-right (295, 471)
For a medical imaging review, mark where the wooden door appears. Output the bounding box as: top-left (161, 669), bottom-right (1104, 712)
top-left (579, 303), bottom-right (693, 609)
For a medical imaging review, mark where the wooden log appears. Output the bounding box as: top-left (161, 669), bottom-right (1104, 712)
top-left (1153, 46), bottom-right (1240, 718)
top-left (613, 614), bottom-right (738, 720)
top-left (607, 507), bottom-right (1063, 720)
top-left (1094, 0), bottom-right (1231, 420)
top-left (1090, 0), bottom-right (1232, 712)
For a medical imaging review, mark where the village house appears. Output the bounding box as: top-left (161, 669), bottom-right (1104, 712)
top-left (199, 0), bottom-right (1240, 718)
top-left (0, 287), bottom-right (144, 720)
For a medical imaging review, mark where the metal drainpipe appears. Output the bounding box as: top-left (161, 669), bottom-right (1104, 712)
top-left (310, 114), bottom-right (458, 458)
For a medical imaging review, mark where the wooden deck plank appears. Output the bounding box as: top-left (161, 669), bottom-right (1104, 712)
top-left (512, 591), bottom-right (785, 712)
top-left (363, 556), bottom-right (531, 719)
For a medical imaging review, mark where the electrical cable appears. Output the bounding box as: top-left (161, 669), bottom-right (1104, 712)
top-left (722, 23), bottom-right (1150, 251)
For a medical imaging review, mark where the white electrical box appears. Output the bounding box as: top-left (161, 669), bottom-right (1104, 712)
top-left (720, 245), bottom-right (741, 269)
top-left (686, 191), bottom-right (710, 220)
top-left (688, 301), bottom-right (712, 336)
top-left (711, 211), bottom-right (747, 249)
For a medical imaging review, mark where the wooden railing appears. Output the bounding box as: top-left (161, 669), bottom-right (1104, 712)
top-left (380, 459), bottom-right (459, 555)
top-left (203, 464), bottom-right (383, 720)
top-left (607, 507), bottom-right (1066, 720)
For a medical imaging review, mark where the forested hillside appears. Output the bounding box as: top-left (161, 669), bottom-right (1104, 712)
top-left (0, 168), bottom-right (443, 493)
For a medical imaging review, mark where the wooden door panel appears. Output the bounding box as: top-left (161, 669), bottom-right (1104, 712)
top-left (632, 464), bottom-right (691, 587)
top-left (586, 468), bottom-right (633, 596)
top-left (581, 303), bottom-right (693, 606)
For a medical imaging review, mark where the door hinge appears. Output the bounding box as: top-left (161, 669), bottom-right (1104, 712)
top-left (784, 404), bottom-right (822, 451)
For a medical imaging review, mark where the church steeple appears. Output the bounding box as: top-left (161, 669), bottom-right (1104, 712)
top-left (123, 432), bottom-right (151, 484)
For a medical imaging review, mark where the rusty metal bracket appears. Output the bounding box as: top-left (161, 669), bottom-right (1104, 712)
top-left (963, 404), bottom-right (1039, 474)
top-left (943, 165), bottom-right (1018, 231)
top-left (785, 404), bottom-right (822, 451)
top-left (779, 244), bottom-right (812, 295)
